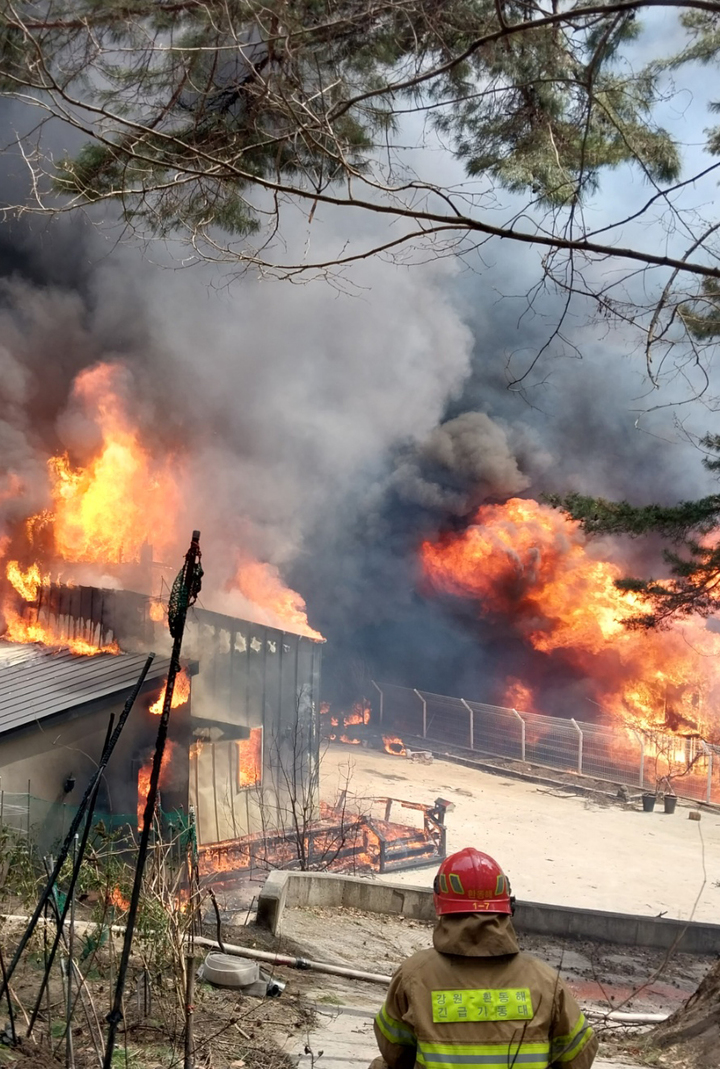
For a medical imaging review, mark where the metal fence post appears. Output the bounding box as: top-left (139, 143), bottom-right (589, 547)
top-left (461, 699), bottom-right (474, 750)
top-left (511, 709), bottom-right (526, 762)
top-left (413, 689), bottom-right (427, 738)
top-left (633, 731), bottom-right (645, 788)
top-left (570, 720), bottom-right (583, 774)
top-left (707, 745), bottom-right (714, 804)
top-left (371, 680), bottom-right (384, 727)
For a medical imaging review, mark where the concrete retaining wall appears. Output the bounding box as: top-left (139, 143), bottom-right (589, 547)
top-left (256, 871), bottom-right (720, 955)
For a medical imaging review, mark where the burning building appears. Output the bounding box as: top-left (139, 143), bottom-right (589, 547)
top-left (0, 361), bottom-right (325, 853)
top-left (0, 583), bottom-right (323, 852)
top-left (0, 643), bottom-right (173, 833)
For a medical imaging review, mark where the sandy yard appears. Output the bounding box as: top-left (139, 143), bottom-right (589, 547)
top-left (319, 744), bottom-right (720, 922)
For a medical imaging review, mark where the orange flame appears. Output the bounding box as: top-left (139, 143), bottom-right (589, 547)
top-left (47, 364), bottom-right (180, 564)
top-left (149, 599), bottom-right (165, 623)
top-left (2, 363), bottom-right (182, 656)
top-left (339, 735), bottom-right (362, 745)
top-left (343, 701), bottom-right (371, 727)
top-left (237, 727), bottom-right (263, 788)
top-left (421, 498), bottom-right (720, 737)
top-left (107, 887), bottom-right (130, 911)
top-left (4, 605), bottom-right (120, 656)
top-left (6, 561), bottom-right (47, 601)
top-left (383, 735), bottom-right (406, 756)
top-left (502, 678), bottom-right (536, 714)
top-left (137, 741), bottom-right (174, 828)
top-left (149, 668), bottom-right (191, 715)
top-left (228, 555), bottom-right (324, 640)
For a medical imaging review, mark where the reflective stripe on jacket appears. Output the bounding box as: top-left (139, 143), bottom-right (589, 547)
top-left (373, 914), bottom-right (597, 1069)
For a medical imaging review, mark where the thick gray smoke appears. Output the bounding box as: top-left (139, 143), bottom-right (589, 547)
top-left (389, 411), bottom-right (530, 514)
top-left (1, 98), bottom-right (719, 706)
top-left (0, 189), bottom-right (477, 605)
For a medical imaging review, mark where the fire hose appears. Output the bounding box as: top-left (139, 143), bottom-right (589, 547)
top-left (0, 917), bottom-right (392, 984)
top-left (192, 936), bottom-right (671, 1023)
top-left (0, 917), bottom-right (673, 1023)
top-left (192, 935), bottom-right (394, 984)
top-left (193, 938), bottom-right (675, 1025)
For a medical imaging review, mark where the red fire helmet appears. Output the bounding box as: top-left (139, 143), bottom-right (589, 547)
top-left (433, 847), bottom-right (514, 915)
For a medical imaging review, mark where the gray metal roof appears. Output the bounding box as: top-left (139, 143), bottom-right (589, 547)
top-left (0, 643), bottom-right (172, 737)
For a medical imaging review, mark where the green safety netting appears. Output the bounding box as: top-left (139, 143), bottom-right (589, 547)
top-left (0, 792), bottom-right (193, 858)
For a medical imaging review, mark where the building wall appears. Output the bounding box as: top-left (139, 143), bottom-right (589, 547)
top-left (13, 587), bottom-right (323, 848)
top-left (184, 609), bottom-right (322, 846)
top-left (0, 678), bottom-right (190, 845)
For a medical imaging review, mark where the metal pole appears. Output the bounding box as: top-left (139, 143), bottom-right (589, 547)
top-left (370, 680), bottom-right (384, 726)
top-left (43, 902), bottom-right (52, 1045)
top-left (633, 731), bottom-right (645, 788)
top-left (0, 945), bottom-right (16, 1046)
top-left (0, 656), bottom-right (155, 1007)
top-left (183, 956), bottom-right (196, 1069)
top-left (707, 746), bottom-right (714, 804)
top-left (570, 719), bottom-right (583, 774)
top-left (65, 835), bottom-right (77, 1069)
top-left (27, 712), bottom-right (128, 1037)
top-left (511, 709), bottom-right (526, 762)
top-left (461, 700), bottom-right (474, 750)
top-left (413, 689), bottom-right (427, 739)
top-left (103, 531), bottom-right (202, 1069)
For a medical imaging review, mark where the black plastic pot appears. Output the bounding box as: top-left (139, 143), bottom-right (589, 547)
top-left (664, 795), bottom-right (677, 814)
top-left (642, 793), bottom-right (657, 812)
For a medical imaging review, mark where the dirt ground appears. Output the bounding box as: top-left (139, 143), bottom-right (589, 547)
top-left (275, 905), bottom-right (712, 1019)
top-left (1, 902), bottom-right (712, 1069)
top-left (0, 914), bottom-right (316, 1069)
top-left (233, 905), bottom-right (715, 1069)
top-left (319, 744), bottom-right (720, 923)
top-left (2, 740), bottom-right (717, 1069)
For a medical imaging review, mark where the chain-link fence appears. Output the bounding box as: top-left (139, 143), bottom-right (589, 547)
top-left (374, 682), bottom-right (720, 805)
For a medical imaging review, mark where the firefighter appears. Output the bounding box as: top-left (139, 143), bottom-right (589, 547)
top-left (372, 847), bottom-right (598, 1069)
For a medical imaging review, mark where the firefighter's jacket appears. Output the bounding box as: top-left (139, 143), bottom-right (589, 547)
top-left (373, 913), bottom-right (597, 1069)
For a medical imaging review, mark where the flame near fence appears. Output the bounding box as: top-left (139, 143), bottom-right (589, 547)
top-left (373, 683), bottom-right (720, 805)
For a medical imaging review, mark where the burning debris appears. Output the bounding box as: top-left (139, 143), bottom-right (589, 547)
top-left (382, 735), bottom-right (406, 756)
top-left (320, 702), bottom-right (428, 761)
top-left (107, 886), bottom-right (130, 911)
top-left (197, 792), bottom-right (449, 878)
top-left (320, 700), bottom-right (371, 744)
